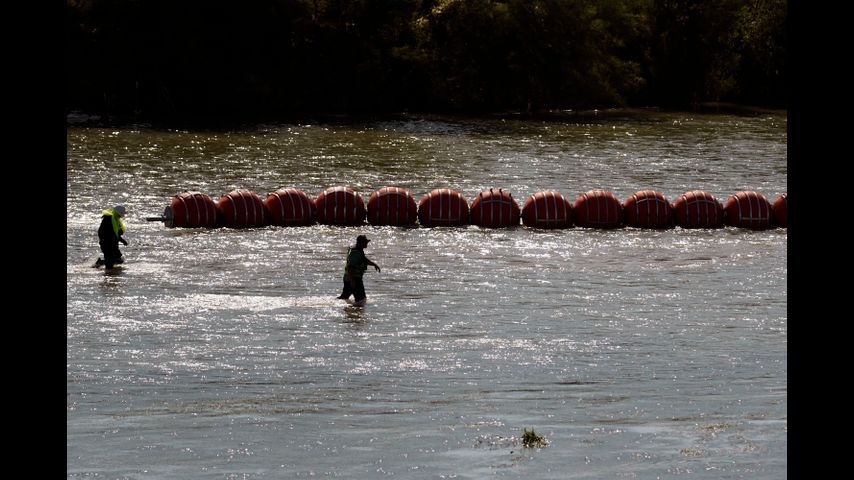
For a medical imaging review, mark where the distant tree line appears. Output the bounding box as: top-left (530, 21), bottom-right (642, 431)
top-left (66, 0), bottom-right (786, 120)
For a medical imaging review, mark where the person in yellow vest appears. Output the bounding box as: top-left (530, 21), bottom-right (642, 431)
top-left (337, 235), bottom-right (380, 304)
top-left (95, 205), bottom-right (128, 269)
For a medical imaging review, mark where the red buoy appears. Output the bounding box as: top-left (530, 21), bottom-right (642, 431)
top-left (623, 190), bottom-right (674, 229)
top-left (674, 190), bottom-right (724, 228)
top-left (521, 191), bottom-right (572, 228)
top-left (470, 188), bottom-right (520, 228)
top-left (315, 186), bottom-right (366, 225)
top-left (772, 193), bottom-right (787, 228)
top-left (723, 191), bottom-right (773, 229)
top-left (573, 190), bottom-right (623, 229)
top-left (164, 191), bottom-right (218, 228)
top-left (367, 187), bottom-right (418, 226)
top-left (216, 189), bottom-right (267, 228)
top-left (417, 188), bottom-right (469, 227)
top-left (263, 188), bottom-right (316, 226)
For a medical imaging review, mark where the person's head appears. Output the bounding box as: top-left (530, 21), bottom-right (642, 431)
top-left (356, 235), bottom-right (370, 247)
top-left (113, 205), bottom-right (127, 218)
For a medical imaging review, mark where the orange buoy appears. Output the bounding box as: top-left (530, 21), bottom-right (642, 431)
top-left (674, 190), bottom-right (724, 228)
top-left (417, 188), bottom-right (469, 227)
top-left (263, 188), bottom-right (316, 226)
top-left (164, 191), bottom-right (218, 228)
top-left (772, 193), bottom-right (787, 227)
top-left (573, 190), bottom-right (623, 229)
top-left (367, 187), bottom-right (418, 226)
top-left (723, 191), bottom-right (773, 229)
top-left (470, 188), bottom-right (520, 228)
top-left (216, 189), bottom-right (267, 228)
top-left (521, 191), bottom-right (573, 228)
top-left (623, 190), bottom-right (674, 229)
top-left (315, 186), bottom-right (366, 225)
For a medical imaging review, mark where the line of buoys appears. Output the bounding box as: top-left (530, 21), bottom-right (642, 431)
top-left (150, 187), bottom-right (788, 229)
top-left (470, 188), bottom-right (521, 228)
top-left (522, 191), bottom-right (573, 229)
top-left (217, 189), bottom-right (266, 228)
top-left (418, 188), bottom-right (469, 227)
top-left (723, 191), bottom-right (774, 229)
top-left (624, 190), bottom-right (674, 229)
top-left (574, 190), bottom-right (624, 229)
top-left (673, 190), bottom-right (724, 229)
top-left (368, 187), bottom-right (418, 226)
top-left (315, 186), bottom-right (365, 226)
top-left (264, 188), bottom-right (316, 226)
top-left (772, 192), bottom-right (787, 228)
top-left (162, 191), bottom-right (218, 228)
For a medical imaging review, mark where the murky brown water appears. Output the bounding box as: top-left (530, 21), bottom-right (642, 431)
top-left (68, 112), bottom-right (786, 478)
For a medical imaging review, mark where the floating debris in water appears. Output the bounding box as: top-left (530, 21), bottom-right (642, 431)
top-left (701, 422), bottom-right (735, 433)
top-left (680, 448), bottom-right (704, 457)
top-left (521, 428), bottom-right (548, 448)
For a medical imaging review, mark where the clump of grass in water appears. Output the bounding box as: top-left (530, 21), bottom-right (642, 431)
top-left (521, 428), bottom-right (548, 448)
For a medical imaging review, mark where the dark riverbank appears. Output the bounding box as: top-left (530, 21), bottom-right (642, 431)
top-left (66, 104), bottom-right (787, 131)
top-left (67, 0), bottom-right (787, 124)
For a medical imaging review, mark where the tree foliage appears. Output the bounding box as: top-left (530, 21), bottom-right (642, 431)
top-left (65, 0), bottom-right (787, 120)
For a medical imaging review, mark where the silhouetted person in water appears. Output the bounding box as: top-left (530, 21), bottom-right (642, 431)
top-left (96, 205), bottom-right (128, 269)
top-left (337, 235), bottom-right (380, 304)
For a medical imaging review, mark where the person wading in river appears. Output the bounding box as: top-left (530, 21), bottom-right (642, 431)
top-left (95, 205), bottom-right (128, 269)
top-left (337, 235), bottom-right (380, 304)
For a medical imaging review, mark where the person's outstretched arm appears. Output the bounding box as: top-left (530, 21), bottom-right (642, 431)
top-left (365, 257), bottom-right (380, 272)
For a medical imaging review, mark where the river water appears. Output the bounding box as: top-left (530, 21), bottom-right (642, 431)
top-left (67, 111), bottom-right (787, 479)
